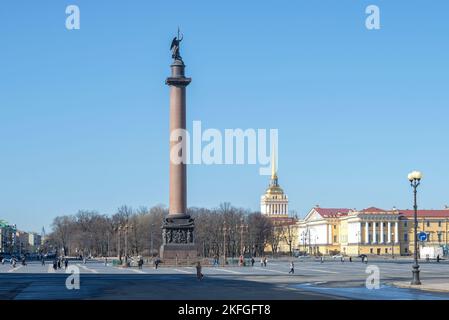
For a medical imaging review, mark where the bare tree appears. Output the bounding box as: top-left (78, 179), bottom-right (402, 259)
top-left (281, 223), bottom-right (297, 256)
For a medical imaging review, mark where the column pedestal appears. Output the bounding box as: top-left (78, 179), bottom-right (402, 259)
top-left (160, 217), bottom-right (197, 261)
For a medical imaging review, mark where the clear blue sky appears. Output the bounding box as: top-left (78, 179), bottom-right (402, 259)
top-left (1, 1), bottom-right (448, 232)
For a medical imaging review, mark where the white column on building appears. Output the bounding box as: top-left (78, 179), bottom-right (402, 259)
top-left (372, 222), bottom-right (377, 243)
top-left (387, 221), bottom-right (391, 243)
top-left (358, 222), bottom-right (362, 244)
top-left (380, 222), bottom-right (384, 243)
top-left (365, 222), bottom-right (369, 244)
top-left (394, 222), bottom-right (399, 243)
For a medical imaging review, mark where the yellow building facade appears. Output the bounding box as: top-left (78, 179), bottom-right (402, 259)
top-left (297, 206), bottom-right (449, 256)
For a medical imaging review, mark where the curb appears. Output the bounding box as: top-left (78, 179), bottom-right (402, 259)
top-left (391, 281), bottom-right (449, 293)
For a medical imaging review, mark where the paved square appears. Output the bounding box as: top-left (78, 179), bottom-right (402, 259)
top-left (1, 258), bottom-right (449, 299)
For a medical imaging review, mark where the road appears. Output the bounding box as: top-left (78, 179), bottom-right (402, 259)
top-left (1, 258), bottom-right (449, 300)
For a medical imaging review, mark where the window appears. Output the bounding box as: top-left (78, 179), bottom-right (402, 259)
top-left (438, 233), bottom-right (442, 242)
top-left (404, 222), bottom-right (408, 227)
top-left (439, 221), bottom-right (442, 227)
top-left (370, 248), bottom-right (373, 254)
top-left (404, 234), bottom-right (408, 241)
top-left (385, 248), bottom-right (388, 254)
top-left (427, 221), bottom-right (430, 227)
top-left (405, 248), bottom-right (408, 253)
top-left (368, 223), bottom-right (372, 227)
top-left (333, 235), bottom-right (337, 243)
top-left (333, 225), bottom-right (336, 229)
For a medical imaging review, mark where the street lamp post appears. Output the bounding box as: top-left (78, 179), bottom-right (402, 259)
top-left (223, 222), bottom-right (227, 267)
top-left (408, 170), bottom-right (423, 285)
top-left (124, 225), bottom-right (129, 267)
top-left (302, 229), bottom-right (309, 255)
top-left (240, 218), bottom-right (246, 257)
top-left (117, 226), bottom-right (122, 263)
top-left (356, 231), bottom-right (360, 256)
top-left (391, 227), bottom-right (395, 259)
top-left (150, 223), bottom-right (155, 257)
top-left (107, 232), bottom-right (110, 258)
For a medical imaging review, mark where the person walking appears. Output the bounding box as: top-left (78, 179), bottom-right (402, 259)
top-left (260, 258), bottom-right (264, 267)
top-left (349, 257), bottom-right (352, 263)
top-left (104, 257), bottom-right (108, 266)
top-left (155, 258), bottom-right (160, 269)
top-left (289, 261), bottom-right (295, 274)
top-left (196, 261), bottom-right (203, 281)
top-left (53, 259), bottom-right (57, 270)
top-left (251, 257), bottom-right (255, 267)
top-left (320, 256), bottom-right (324, 264)
top-left (41, 257), bottom-right (45, 266)
top-left (64, 258), bottom-right (68, 270)
top-left (139, 257), bottom-right (144, 270)
top-left (57, 258), bottom-right (61, 269)
top-left (263, 257), bottom-right (267, 267)
top-left (437, 255), bottom-right (440, 263)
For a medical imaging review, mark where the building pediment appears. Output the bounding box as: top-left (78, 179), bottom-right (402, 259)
top-left (304, 209), bottom-right (325, 222)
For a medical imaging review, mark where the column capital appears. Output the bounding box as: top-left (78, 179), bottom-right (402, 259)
top-left (166, 60), bottom-right (191, 87)
top-left (166, 77), bottom-right (191, 87)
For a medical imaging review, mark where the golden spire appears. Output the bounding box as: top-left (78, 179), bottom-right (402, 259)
top-left (271, 143), bottom-right (277, 179)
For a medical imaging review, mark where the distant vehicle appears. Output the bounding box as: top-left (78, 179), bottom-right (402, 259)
top-left (420, 246), bottom-right (444, 260)
top-left (293, 250), bottom-right (307, 257)
top-left (332, 254), bottom-right (343, 260)
top-left (44, 253), bottom-right (56, 259)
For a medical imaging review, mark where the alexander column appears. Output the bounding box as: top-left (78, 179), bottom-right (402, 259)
top-left (160, 30), bottom-right (196, 261)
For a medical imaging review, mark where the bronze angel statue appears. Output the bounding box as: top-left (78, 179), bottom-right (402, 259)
top-left (170, 28), bottom-right (183, 61)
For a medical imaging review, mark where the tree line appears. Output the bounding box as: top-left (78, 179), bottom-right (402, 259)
top-left (44, 202), bottom-right (297, 259)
